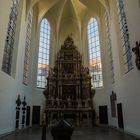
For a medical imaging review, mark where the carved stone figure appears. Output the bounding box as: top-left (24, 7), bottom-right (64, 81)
top-left (132, 41), bottom-right (140, 70)
top-left (91, 88), bottom-right (95, 98)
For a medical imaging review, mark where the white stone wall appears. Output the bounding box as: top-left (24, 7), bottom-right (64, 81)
top-left (0, 0), bottom-right (34, 135)
top-left (105, 0), bottom-right (140, 136)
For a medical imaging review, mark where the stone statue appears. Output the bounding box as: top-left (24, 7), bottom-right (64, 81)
top-left (85, 67), bottom-right (89, 75)
top-left (56, 97), bottom-right (60, 107)
top-left (91, 88), bottom-right (95, 98)
top-left (132, 41), bottom-right (140, 70)
top-left (67, 96), bottom-right (71, 107)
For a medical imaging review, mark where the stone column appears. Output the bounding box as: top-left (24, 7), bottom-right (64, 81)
top-left (60, 85), bottom-right (62, 99)
top-left (76, 85), bottom-right (78, 99)
top-left (87, 112), bottom-right (90, 126)
top-left (76, 112), bottom-right (80, 126)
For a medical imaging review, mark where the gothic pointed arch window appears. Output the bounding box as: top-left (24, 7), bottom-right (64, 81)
top-left (1, 0), bottom-right (20, 75)
top-left (105, 11), bottom-right (115, 83)
top-left (87, 18), bottom-right (103, 88)
top-left (116, 0), bottom-right (133, 73)
top-left (23, 9), bottom-right (33, 85)
top-left (37, 18), bottom-right (51, 88)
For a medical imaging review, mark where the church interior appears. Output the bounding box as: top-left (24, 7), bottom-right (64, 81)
top-left (0, 0), bottom-right (140, 139)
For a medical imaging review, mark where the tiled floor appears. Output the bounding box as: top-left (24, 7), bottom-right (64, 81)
top-left (0, 126), bottom-right (139, 140)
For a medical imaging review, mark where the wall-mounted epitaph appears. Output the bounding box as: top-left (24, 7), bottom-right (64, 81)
top-left (15, 95), bottom-right (21, 129)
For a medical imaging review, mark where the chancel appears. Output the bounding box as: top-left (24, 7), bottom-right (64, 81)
top-left (0, 0), bottom-right (140, 140)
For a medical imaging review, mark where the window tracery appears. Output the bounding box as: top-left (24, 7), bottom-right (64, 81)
top-left (1, 0), bottom-right (20, 75)
top-left (23, 9), bottom-right (33, 85)
top-left (37, 19), bottom-right (51, 88)
top-left (116, 0), bottom-right (133, 73)
top-left (87, 18), bottom-right (103, 88)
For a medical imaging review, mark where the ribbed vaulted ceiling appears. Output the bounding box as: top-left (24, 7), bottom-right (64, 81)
top-left (29, 0), bottom-right (110, 45)
top-left (31, 0), bottom-right (109, 25)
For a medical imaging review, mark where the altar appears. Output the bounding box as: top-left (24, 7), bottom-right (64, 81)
top-left (43, 36), bottom-right (95, 126)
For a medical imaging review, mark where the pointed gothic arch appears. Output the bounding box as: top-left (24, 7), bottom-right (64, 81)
top-left (37, 18), bottom-right (51, 88)
top-left (87, 18), bottom-right (103, 88)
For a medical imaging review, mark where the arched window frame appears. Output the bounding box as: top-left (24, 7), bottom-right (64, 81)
top-left (37, 18), bottom-right (51, 89)
top-left (116, 0), bottom-right (133, 73)
top-left (104, 11), bottom-right (115, 84)
top-left (87, 18), bottom-right (103, 88)
top-left (1, 0), bottom-right (20, 75)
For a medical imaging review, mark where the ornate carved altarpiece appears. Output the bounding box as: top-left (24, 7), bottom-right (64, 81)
top-left (43, 36), bottom-right (95, 126)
